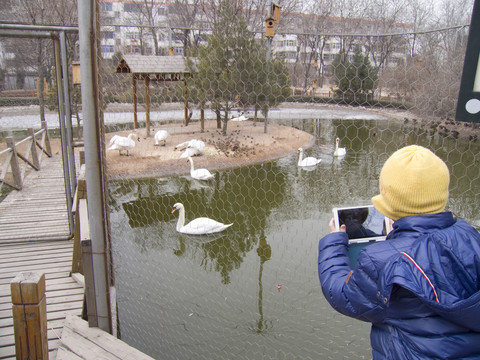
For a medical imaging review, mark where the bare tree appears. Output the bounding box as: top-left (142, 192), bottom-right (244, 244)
top-left (168, 0), bottom-right (202, 54)
top-left (4, 0), bottom-right (78, 122)
top-left (123, 0), bottom-right (163, 55)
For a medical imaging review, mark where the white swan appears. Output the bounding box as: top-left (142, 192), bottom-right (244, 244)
top-left (334, 137), bottom-right (346, 157)
top-left (297, 148), bottom-right (322, 167)
top-left (175, 139), bottom-right (205, 158)
top-left (187, 156), bottom-right (214, 180)
top-left (171, 203), bottom-right (233, 235)
top-left (154, 130), bottom-right (169, 147)
top-left (107, 133), bottom-right (140, 156)
top-left (231, 112), bottom-right (249, 121)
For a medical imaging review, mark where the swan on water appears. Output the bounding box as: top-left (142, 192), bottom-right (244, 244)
top-left (171, 203), bottom-right (233, 235)
top-left (107, 133), bottom-right (140, 156)
top-left (334, 137), bottom-right (346, 157)
top-left (187, 157), bottom-right (214, 180)
top-left (154, 130), bottom-right (169, 147)
top-left (297, 148), bottom-right (322, 167)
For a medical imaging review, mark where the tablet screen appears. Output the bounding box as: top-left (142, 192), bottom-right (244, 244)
top-left (333, 205), bottom-right (389, 243)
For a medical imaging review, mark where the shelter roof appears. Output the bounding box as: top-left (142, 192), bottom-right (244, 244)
top-left (115, 55), bottom-right (195, 76)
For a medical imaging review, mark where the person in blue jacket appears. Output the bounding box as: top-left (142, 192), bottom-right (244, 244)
top-left (318, 145), bottom-right (480, 359)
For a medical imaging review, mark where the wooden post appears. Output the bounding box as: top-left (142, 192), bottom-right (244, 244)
top-left (41, 121), bottom-right (52, 157)
top-left (145, 75), bottom-right (150, 137)
top-left (6, 137), bottom-right (23, 190)
top-left (132, 76), bottom-right (138, 129)
top-left (81, 234), bottom-right (98, 327)
top-left (28, 128), bottom-right (40, 170)
top-left (72, 165), bottom-right (86, 274)
top-left (200, 104), bottom-right (205, 133)
top-left (184, 80), bottom-right (189, 126)
top-left (10, 272), bottom-right (48, 360)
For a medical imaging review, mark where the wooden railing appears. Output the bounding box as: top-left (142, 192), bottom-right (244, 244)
top-left (0, 121), bottom-right (52, 190)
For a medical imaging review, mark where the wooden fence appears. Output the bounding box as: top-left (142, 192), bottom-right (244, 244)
top-left (0, 121), bottom-right (52, 191)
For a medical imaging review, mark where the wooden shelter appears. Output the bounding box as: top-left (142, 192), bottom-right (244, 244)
top-left (115, 55), bottom-right (194, 136)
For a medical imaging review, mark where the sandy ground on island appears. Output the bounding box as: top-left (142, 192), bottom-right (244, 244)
top-left (104, 120), bottom-right (314, 179)
top-left (44, 119), bottom-right (314, 180)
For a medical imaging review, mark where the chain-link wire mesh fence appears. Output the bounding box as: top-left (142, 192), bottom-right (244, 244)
top-left (0, 1), bottom-right (478, 358)
top-left (98, 7), bottom-right (478, 358)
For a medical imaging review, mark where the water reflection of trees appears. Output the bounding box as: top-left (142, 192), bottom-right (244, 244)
top-left (108, 161), bottom-right (288, 284)
top-left (199, 162), bottom-right (288, 284)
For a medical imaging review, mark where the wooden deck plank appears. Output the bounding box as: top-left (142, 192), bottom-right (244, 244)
top-left (0, 242), bottom-right (73, 255)
top-left (0, 239), bottom-right (83, 358)
top-left (0, 267), bottom-right (74, 284)
top-left (0, 253), bottom-right (72, 269)
top-left (57, 314), bottom-right (154, 360)
top-left (0, 155), bottom-right (72, 243)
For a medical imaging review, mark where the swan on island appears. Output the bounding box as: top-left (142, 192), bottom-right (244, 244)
top-left (297, 147), bottom-right (322, 167)
top-left (107, 133), bottom-right (140, 156)
top-left (231, 112), bottom-right (249, 121)
top-left (175, 139), bottom-right (205, 158)
top-left (171, 203), bottom-right (233, 235)
top-left (334, 137), bottom-right (346, 157)
top-left (187, 156), bottom-right (214, 180)
top-left (154, 130), bottom-right (169, 147)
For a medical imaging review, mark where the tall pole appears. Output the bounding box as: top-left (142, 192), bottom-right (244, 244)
top-left (60, 31), bottom-right (77, 198)
top-left (54, 37), bottom-right (74, 234)
top-left (78, 0), bottom-right (111, 333)
top-left (265, 37), bottom-right (272, 134)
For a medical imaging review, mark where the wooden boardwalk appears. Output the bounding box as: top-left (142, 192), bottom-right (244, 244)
top-left (0, 153), bottom-right (154, 359)
top-left (0, 240), bottom-right (83, 359)
top-left (0, 155), bottom-right (72, 243)
top-left (0, 154), bottom-right (81, 358)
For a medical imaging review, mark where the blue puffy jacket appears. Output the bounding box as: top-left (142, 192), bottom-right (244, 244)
top-left (318, 212), bottom-right (480, 359)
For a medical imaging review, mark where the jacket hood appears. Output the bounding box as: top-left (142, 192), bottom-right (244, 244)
top-left (378, 213), bottom-right (480, 331)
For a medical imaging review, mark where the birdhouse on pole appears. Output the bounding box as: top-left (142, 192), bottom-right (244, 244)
top-left (271, 2), bottom-right (281, 22)
top-left (265, 16), bottom-right (275, 38)
top-left (72, 62), bottom-right (81, 85)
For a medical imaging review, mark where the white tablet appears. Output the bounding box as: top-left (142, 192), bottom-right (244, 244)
top-left (332, 205), bottom-right (391, 244)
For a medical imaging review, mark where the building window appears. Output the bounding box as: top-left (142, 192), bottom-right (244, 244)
top-left (158, 7), bottom-right (165, 15)
top-left (102, 32), bottom-right (114, 40)
top-left (101, 45), bottom-right (114, 54)
top-left (100, 2), bottom-right (112, 11)
top-left (124, 3), bottom-right (139, 12)
top-left (331, 42), bottom-right (341, 50)
top-left (126, 32), bottom-right (139, 40)
top-left (175, 47), bottom-right (184, 55)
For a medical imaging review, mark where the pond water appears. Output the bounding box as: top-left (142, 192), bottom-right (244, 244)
top-left (109, 118), bottom-right (480, 359)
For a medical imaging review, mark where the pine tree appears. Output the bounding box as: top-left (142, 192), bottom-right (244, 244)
top-left (332, 46), bottom-right (378, 105)
top-left (184, 0), bottom-right (290, 135)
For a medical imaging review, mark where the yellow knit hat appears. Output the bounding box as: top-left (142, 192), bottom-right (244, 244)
top-left (371, 145), bottom-right (450, 220)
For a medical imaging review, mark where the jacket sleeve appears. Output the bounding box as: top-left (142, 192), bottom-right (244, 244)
top-left (318, 232), bottom-right (387, 323)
